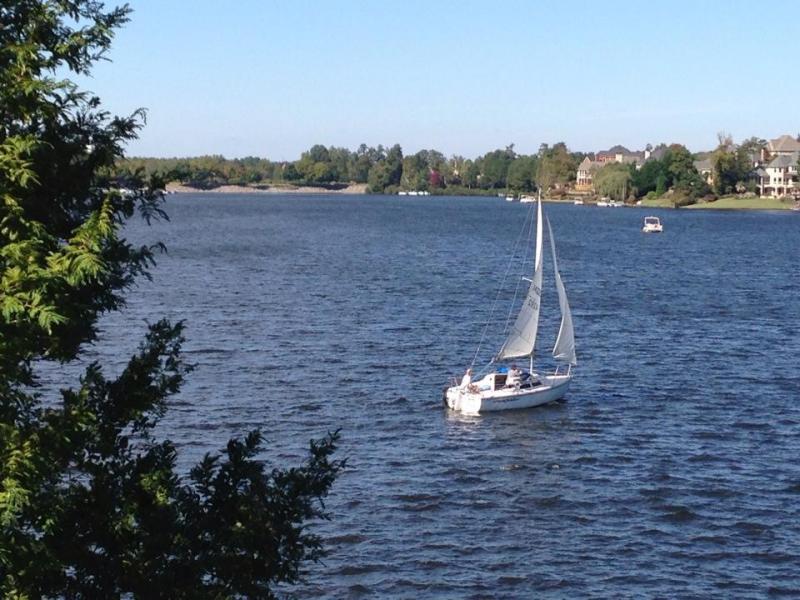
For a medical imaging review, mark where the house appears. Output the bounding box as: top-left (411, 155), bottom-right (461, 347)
top-left (575, 144), bottom-right (651, 191)
top-left (595, 145), bottom-right (645, 165)
top-left (763, 134), bottom-right (800, 160)
top-left (757, 151), bottom-right (799, 198)
top-left (575, 156), bottom-right (603, 191)
top-left (693, 158), bottom-right (714, 185)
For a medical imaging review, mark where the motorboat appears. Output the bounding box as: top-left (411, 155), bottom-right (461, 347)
top-left (642, 216), bottom-right (663, 233)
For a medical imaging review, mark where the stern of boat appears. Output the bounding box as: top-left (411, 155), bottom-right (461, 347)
top-left (444, 386), bottom-right (483, 413)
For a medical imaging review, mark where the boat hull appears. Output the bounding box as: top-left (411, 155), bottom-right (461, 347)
top-left (445, 374), bottom-right (571, 413)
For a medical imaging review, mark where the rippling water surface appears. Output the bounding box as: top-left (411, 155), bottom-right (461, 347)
top-left (92, 194), bottom-right (800, 597)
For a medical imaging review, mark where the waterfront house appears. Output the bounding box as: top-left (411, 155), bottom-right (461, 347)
top-left (596, 145), bottom-right (645, 165)
top-left (757, 151), bottom-right (799, 198)
top-left (576, 156), bottom-right (602, 191)
top-left (762, 134), bottom-right (800, 160)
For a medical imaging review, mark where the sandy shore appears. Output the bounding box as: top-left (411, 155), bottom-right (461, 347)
top-left (165, 182), bottom-right (367, 195)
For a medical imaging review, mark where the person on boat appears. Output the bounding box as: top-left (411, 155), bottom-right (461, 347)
top-left (460, 368), bottom-right (473, 390)
top-left (506, 364), bottom-right (521, 387)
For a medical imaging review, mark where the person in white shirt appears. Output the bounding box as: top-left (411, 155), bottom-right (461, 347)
top-left (460, 368), bottom-right (473, 390)
top-left (506, 364), bottom-right (521, 387)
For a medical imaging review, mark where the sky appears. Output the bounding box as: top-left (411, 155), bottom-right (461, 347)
top-left (79, 0), bottom-right (800, 160)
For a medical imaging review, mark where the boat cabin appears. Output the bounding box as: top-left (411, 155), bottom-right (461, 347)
top-left (473, 369), bottom-right (539, 392)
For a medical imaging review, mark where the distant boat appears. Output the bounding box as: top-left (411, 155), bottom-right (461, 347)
top-left (596, 200), bottom-right (610, 207)
top-left (642, 216), bottom-right (663, 233)
top-left (573, 199), bottom-right (584, 205)
top-left (520, 195), bottom-right (536, 203)
top-left (443, 195), bottom-right (576, 413)
top-left (398, 191), bottom-right (408, 195)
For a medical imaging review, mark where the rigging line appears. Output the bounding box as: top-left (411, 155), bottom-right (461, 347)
top-left (470, 199), bottom-right (537, 368)
top-left (501, 200), bottom-right (535, 336)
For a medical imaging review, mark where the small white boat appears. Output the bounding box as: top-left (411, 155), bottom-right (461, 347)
top-left (642, 216), bottom-right (663, 233)
top-left (444, 196), bottom-right (576, 413)
top-left (609, 201), bottom-right (624, 207)
top-left (573, 199), bottom-right (584, 205)
top-left (596, 199), bottom-right (609, 207)
top-left (505, 195), bottom-right (515, 202)
top-left (520, 195), bottom-right (536, 203)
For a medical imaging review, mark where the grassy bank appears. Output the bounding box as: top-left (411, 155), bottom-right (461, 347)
top-left (638, 197), bottom-right (676, 208)
top-left (686, 196), bottom-right (796, 210)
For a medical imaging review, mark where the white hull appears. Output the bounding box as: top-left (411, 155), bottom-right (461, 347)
top-left (642, 216), bottom-right (663, 233)
top-left (445, 374), bottom-right (571, 413)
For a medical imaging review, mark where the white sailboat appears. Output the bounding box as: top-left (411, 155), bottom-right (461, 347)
top-left (444, 196), bottom-right (576, 413)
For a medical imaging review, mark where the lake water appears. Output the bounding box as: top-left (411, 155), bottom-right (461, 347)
top-left (93, 194), bottom-right (800, 598)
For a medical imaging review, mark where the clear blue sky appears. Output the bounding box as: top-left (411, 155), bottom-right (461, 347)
top-left (82, 0), bottom-right (800, 159)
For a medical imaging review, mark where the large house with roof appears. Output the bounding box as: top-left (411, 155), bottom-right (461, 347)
top-left (575, 156), bottom-right (600, 191)
top-left (756, 135), bottom-right (800, 197)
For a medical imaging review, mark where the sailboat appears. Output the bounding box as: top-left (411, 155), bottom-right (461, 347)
top-left (444, 196), bottom-right (576, 413)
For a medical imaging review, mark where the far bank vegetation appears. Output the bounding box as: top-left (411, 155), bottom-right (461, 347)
top-left (115, 133), bottom-right (799, 208)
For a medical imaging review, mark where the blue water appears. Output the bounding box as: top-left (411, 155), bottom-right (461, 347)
top-left (91, 194), bottom-right (800, 598)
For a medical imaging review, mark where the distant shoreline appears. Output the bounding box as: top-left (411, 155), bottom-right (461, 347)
top-left (165, 182), bottom-right (368, 195)
top-left (163, 184), bottom-right (800, 211)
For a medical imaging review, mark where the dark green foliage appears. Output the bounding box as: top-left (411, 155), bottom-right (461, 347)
top-left (537, 142), bottom-right (579, 192)
top-left (479, 147), bottom-right (516, 189)
top-left (114, 142), bottom-right (572, 196)
top-left (630, 144), bottom-right (709, 202)
top-left (631, 158), bottom-right (667, 197)
top-left (1, 2), bottom-right (343, 597)
top-left (366, 144), bottom-right (403, 193)
top-left (711, 135), bottom-right (755, 196)
top-left (506, 155), bottom-right (539, 193)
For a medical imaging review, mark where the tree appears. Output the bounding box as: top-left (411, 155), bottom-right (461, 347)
top-left (710, 133), bottom-right (751, 196)
top-left (367, 144), bottom-right (402, 192)
top-left (536, 142), bottom-right (578, 192)
top-left (462, 160), bottom-right (480, 188)
top-left (506, 156), bottom-right (538, 193)
top-left (0, 2), bottom-right (342, 597)
top-left (480, 148), bottom-right (515, 189)
top-left (663, 144), bottom-right (709, 204)
top-left (401, 151), bottom-right (429, 191)
top-left (631, 157), bottom-right (667, 197)
top-left (593, 163), bottom-right (632, 201)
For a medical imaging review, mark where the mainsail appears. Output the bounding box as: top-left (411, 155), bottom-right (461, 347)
top-left (546, 216), bottom-right (577, 366)
top-left (496, 197), bottom-right (543, 361)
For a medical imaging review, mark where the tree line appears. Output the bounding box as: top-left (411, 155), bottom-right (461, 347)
top-left (115, 142), bottom-right (586, 195)
top-left (118, 134), bottom-right (781, 205)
